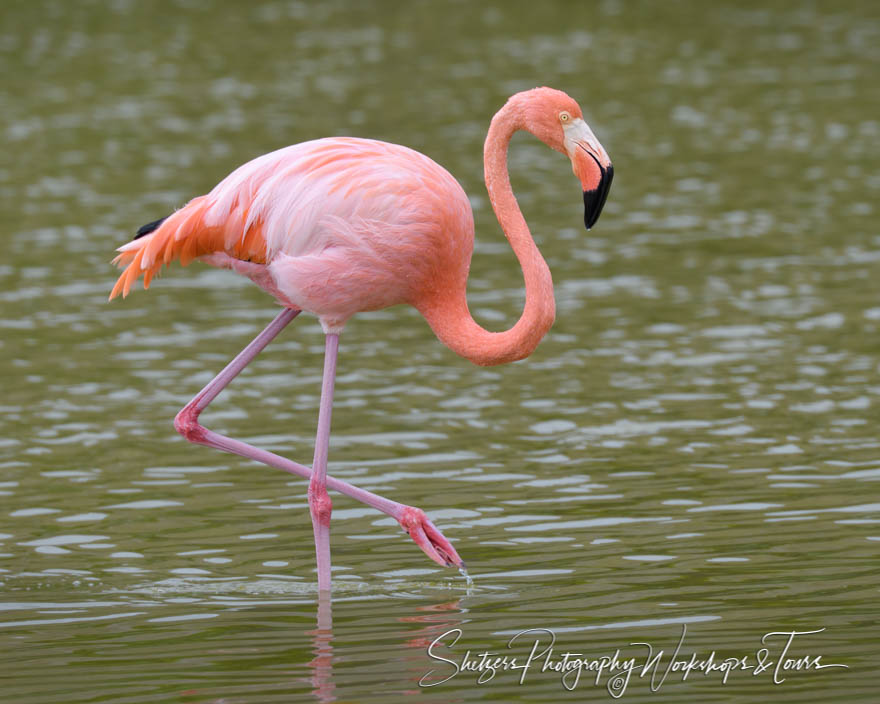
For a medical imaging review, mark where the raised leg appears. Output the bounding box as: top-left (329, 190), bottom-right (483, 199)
top-left (309, 333), bottom-right (338, 591)
top-left (175, 307), bottom-right (301, 420)
top-left (173, 309), bottom-right (463, 579)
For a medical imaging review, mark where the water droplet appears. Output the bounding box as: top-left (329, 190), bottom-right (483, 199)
top-left (458, 565), bottom-right (474, 589)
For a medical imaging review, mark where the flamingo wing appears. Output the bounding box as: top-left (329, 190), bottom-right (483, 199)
top-left (110, 137), bottom-right (469, 301)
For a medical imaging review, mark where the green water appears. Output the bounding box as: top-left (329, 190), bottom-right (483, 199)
top-left (2, 1), bottom-right (879, 701)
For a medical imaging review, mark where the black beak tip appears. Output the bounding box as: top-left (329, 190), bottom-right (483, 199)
top-left (583, 191), bottom-right (598, 230)
top-left (583, 163), bottom-right (614, 230)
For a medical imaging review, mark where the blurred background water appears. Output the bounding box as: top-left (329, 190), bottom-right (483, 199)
top-left (2, 0), bottom-right (879, 701)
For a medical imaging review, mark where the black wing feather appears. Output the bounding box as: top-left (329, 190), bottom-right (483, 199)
top-left (134, 216), bottom-right (168, 240)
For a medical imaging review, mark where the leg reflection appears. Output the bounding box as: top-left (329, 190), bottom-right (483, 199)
top-left (307, 592), bottom-right (335, 703)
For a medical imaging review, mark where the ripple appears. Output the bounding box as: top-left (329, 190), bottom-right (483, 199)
top-left (57, 512), bottom-right (107, 522)
top-left (485, 568), bottom-right (573, 578)
top-left (507, 516), bottom-right (673, 532)
top-left (796, 312), bottom-right (845, 330)
top-left (239, 533), bottom-right (279, 540)
top-left (10, 508), bottom-right (60, 517)
top-left (666, 532), bottom-right (703, 539)
top-left (768, 502), bottom-right (880, 517)
top-left (688, 502), bottom-right (783, 512)
top-left (104, 500), bottom-right (183, 509)
top-left (790, 400), bottom-right (835, 413)
top-left (530, 420), bottom-right (577, 434)
top-left (700, 325), bottom-right (771, 338)
top-left (36, 546), bottom-right (70, 555)
top-left (767, 444), bottom-right (803, 454)
top-left (0, 612), bottom-right (145, 629)
top-left (22, 534), bottom-right (109, 547)
top-left (840, 467), bottom-right (880, 480)
top-left (147, 613), bottom-right (218, 623)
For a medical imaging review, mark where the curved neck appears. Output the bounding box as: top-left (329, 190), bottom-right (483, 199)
top-left (419, 100), bottom-right (555, 367)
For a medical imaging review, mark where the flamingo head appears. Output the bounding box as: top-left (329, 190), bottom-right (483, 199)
top-left (514, 87), bottom-right (614, 230)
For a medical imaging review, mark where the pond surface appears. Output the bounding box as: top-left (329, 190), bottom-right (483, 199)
top-left (2, 0), bottom-right (879, 701)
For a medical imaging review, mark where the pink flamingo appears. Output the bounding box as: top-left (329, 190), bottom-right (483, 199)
top-left (110, 87), bottom-right (612, 591)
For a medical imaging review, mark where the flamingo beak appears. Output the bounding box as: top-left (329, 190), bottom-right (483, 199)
top-left (583, 160), bottom-right (613, 230)
top-left (565, 118), bottom-right (613, 230)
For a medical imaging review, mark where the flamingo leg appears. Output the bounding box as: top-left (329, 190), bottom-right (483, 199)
top-left (310, 333), bottom-right (337, 591)
top-left (173, 309), bottom-right (463, 582)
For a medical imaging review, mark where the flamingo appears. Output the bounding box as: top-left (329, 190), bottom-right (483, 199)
top-left (110, 87), bottom-right (613, 592)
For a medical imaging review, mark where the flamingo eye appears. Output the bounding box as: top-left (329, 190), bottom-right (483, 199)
top-left (559, 111), bottom-right (571, 123)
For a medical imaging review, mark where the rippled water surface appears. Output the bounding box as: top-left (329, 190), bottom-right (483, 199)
top-left (2, 1), bottom-right (879, 701)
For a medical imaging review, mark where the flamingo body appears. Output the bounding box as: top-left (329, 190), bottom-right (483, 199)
top-left (113, 138), bottom-right (474, 334)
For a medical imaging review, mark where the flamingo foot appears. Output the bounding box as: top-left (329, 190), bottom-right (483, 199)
top-left (398, 506), bottom-right (463, 569)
